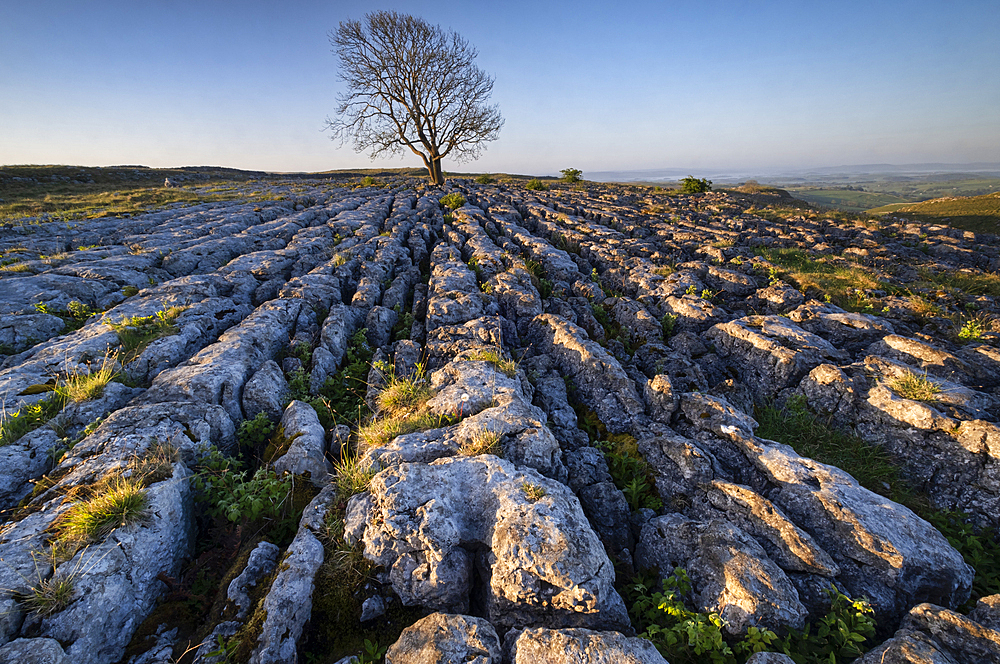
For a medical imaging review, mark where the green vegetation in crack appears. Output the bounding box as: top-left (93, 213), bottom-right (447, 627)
top-left (625, 568), bottom-right (875, 664)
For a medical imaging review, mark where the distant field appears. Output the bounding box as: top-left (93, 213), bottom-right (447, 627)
top-left (788, 189), bottom-right (908, 211)
top-left (869, 191), bottom-right (1000, 234)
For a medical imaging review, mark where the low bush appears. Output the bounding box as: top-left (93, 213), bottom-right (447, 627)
top-left (439, 192), bottom-right (466, 210)
top-left (192, 447), bottom-right (293, 525)
top-left (525, 179), bottom-right (548, 191)
top-left (560, 168), bottom-right (582, 183)
top-left (680, 176), bottom-right (712, 194)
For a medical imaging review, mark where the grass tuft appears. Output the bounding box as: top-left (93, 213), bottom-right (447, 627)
top-left (467, 349), bottom-right (518, 378)
top-left (521, 481), bottom-right (547, 502)
top-left (460, 427), bottom-right (502, 456)
top-left (54, 475), bottom-right (149, 546)
top-left (109, 306), bottom-right (186, 363)
top-left (18, 574), bottom-right (75, 617)
top-left (888, 371), bottom-right (942, 403)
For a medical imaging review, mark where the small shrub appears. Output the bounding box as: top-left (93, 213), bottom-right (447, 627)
top-left (34, 300), bottom-right (96, 332)
top-left (680, 176), bottom-right (712, 194)
top-left (359, 176), bottom-right (376, 187)
top-left (626, 569), bottom-right (875, 664)
top-left (122, 285), bottom-right (139, 297)
top-left (525, 179), bottom-right (548, 192)
top-left (888, 371), bottom-right (942, 403)
top-left (957, 313), bottom-right (991, 341)
top-left (661, 313), bottom-right (678, 337)
top-left (475, 174), bottom-right (494, 184)
top-left (777, 588), bottom-right (875, 663)
top-left (521, 481), bottom-right (547, 501)
top-left (560, 168), bottom-right (582, 183)
top-left (237, 412), bottom-right (277, 452)
top-left (439, 192), bottom-right (466, 210)
top-left (192, 448), bottom-right (293, 524)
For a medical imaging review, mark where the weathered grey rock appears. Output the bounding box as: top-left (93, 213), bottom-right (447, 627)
top-left (637, 432), bottom-right (715, 499)
top-left (727, 429), bottom-right (974, 622)
top-left (385, 613), bottom-right (502, 664)
top-left (791, 363), bottom-right (861, 421)
top-left (0, 427), bottom-right (62, 511)
top-left (319, 303), bottom-right (368, 368)
top-left (755, 284), bottom-right (804, 314)
top-left (360, 455), bottom-right (629, 631)
top-left (227, 541), bottom-right (280, 621)
top-left (274, 400), bottom-right (333, 484)
top-left (366, 305), bottom-right (399, 350)
top-left (692, 480), bottom-right (839, 576)
top-left (0, 314), bottom-right (65, 352)
top-left (636, 513), bottom-right (808, 636)
top-left (526, 314), bottom-right (644, 433)
top-left (0, 638), bottom-right (69, 664)
top-left (857, 602), bottom-right (1000, 664)
top-left (706, 265), bottom-right (758, 295)
top-left (242, 360), bottom-right (289, 420)
top-left (745, 653), bottom-right (796, 664)
top-left (970, 595), bottom-right (1000, 632)
top-left (706, 315), bottom-right (849, 399)
top-left (249, 486), bottom-right (335, 664)
top-left (37, 464), bottom-right (194, 664)
top-left (142, 298), bottom-right (302, 424)
top-left (788, 301), bottom-right (895, 356)
top-left (643, 374), bottom-right (678, 423)
top-left (505, 627), bottom-right (668, 664)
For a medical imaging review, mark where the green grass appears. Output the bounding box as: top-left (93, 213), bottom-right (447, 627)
top-left (869, 191), bottom-right (1000, 234)
top-left (755, 397), bottom-right (907, 502)
top-left (916, 267), bottom-right (1000, 298)
top-left (108, 307), bottom-right (186, 363)
top-left (751, 248), bottom-right (883, 310)
top-left (0, 395), bottom-right (66, 446)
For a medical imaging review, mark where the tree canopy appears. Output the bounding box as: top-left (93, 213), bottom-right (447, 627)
top-left (326, 11), bottom-right (503, 185)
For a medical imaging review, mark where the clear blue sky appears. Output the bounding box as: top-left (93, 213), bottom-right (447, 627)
top-left (2, 0), bottom-right (998, 176)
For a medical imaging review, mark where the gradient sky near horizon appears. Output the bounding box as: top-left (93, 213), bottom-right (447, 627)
top-left (2, 0), bottom-right (998, 177)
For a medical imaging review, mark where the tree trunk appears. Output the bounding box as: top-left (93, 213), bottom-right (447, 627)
top-left (428, 158), bottom-right (445, 186)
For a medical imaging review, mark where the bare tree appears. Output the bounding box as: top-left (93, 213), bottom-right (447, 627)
top-left (326, 11), bottom-right (503, 186)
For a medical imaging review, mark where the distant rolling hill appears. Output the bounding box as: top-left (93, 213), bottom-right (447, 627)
top-left (869, 191), bottom-right (1000, 235)
top-left (790, 189), bottom-right (909, 211)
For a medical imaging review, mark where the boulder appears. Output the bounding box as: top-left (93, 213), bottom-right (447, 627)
top-left (274, 400), bottom-right (333, 485)
top-left (359, 455), bottom-right (629, 631)
top-left (636, 513), bottom-right (808, 636)
top-left (706, 316), bottom-right (849, 399)
top-left (504, 627), bottom-right (668, 664)
top-left (526, 314), bottom-right (644, 434)
top-left (385, 613), bottom-right (502, 664)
